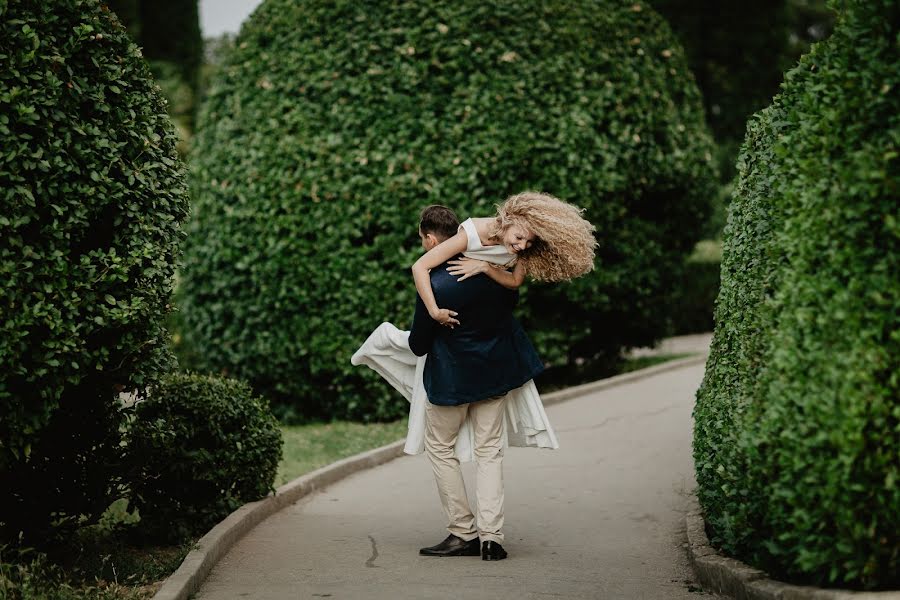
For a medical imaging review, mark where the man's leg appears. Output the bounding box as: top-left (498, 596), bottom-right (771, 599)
top-left (468, 394), bottom-right (506, 548)
top-left (423, 401), bottom-right (478, 543)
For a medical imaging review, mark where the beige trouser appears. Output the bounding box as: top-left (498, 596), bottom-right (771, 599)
top-left (424, 394), bottom-right (506, 544)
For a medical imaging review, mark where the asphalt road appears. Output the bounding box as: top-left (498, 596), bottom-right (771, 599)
top-left (195, 360), bottom-right (720, 600)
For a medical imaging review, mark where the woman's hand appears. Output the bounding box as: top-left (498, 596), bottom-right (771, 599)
top-left (447, 258), bottom-right (488, 281)
top-left (429, 307), bottom-right (460, 328)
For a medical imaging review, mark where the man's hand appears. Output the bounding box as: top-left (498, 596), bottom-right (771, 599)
top-left (447, 258), bottom-right (488, 281)
top-left (429, 307), bottom-right (460, 328)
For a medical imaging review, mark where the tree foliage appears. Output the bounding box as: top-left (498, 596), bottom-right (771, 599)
top-left (104, 0), bottom-right (140, 38)
top-left (652, 0), bottom-right (835, 180)
top-left (651, 0), bottom-right (792, 145)
top-left (104, 0), bottom-right (202, 140)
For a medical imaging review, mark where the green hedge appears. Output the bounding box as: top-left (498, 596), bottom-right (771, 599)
top-left (694, 0), bottom-right (899, 588)
top-left (0, 0), bottom-right (188, 543)
top-left (127, 373), bottom-right (282, 542)
top-left (180, 0), bottom-right (717, 421)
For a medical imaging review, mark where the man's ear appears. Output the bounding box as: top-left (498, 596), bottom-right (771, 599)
top-left (425, 233), bottom-right (440, 250)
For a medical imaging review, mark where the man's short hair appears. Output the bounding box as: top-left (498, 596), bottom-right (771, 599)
top-left (419, 205), bottom-right (460, 241)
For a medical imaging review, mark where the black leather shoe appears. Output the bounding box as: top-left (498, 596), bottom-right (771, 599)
top-left (419, 534), bottom-right (480, 557)
top-left (481, 540), bottom-right (508, 561)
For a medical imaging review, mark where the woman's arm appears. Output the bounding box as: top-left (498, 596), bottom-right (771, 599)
top-left (447, 258), bottom-right (526, 290)
top-left (482, 260), bottom-right (526, 289)
top-left (411, 231), bottom-right (468, 325)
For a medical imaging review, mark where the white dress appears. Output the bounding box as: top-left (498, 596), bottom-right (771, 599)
top-left (351, 324), bottom-right (559, 463)
top-left (350, 218), bottom-right (558, 462)
top-left (458, 217), bottom-right (518, 268)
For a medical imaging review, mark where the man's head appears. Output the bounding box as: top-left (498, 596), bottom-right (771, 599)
top-left (418, 205), bottom-right (460, 251)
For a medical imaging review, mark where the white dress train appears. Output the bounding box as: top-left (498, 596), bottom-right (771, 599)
top-left (351, 322), bottom-right (559, 463)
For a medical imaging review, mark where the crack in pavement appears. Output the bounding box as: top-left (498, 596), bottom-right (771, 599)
top-left (556, 404), bottom-right (678, 433)
top-left (556, 413), bottom-right (627, 432)
top-left (366, 534), bottom-right (379, 568)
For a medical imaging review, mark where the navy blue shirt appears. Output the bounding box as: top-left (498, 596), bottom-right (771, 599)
top-left (408, 259), bottom-right (544, 406)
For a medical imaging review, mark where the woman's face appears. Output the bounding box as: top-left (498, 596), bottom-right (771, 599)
top-left (502, 224), bottom-right (536, 254)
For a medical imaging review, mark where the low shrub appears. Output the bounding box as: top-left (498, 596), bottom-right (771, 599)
top-left (127, 373), bottom-right (283, 542)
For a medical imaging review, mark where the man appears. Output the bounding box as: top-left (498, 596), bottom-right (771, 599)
top-left (409, 205), bottom-right (544, 561)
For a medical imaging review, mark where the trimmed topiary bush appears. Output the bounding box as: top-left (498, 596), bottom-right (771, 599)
top-left (181, 0), bottom-right (717, 421)
top-left (694, 0), bottom-right (899, 588)
top-left (0, 0), bottom-right (188, 543)
top-left (127, 373), bottom-right (283, 543)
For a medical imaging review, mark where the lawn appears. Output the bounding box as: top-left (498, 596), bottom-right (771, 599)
top-left (277, 419), bottom-right (408, 486)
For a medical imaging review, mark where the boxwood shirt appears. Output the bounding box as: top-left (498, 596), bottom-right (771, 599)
top-left (408, 257), bottom-right (544, 406)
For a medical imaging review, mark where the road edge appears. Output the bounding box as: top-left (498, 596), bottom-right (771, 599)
top-left (541, 353), bottom-right (708, 406)
top-left (152, 440), bottom-right (406, 600)
top-left (685, 495), bottom-right (900, 599)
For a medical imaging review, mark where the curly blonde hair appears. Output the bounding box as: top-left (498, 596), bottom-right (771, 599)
top-left (489, 191), bottom-right (597, 282)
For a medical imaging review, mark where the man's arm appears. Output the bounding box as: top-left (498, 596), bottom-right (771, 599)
top-left (408, 293), bottom-right (437, 356)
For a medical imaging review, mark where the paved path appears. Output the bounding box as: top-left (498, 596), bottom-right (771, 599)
top-left (195, 360), bottom-right (719, 599)
top-left (628, 332), bottom-right (713, 358)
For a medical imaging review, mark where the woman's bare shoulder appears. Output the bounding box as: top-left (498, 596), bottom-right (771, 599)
top-left (470, 217), bottom-right (496, 240)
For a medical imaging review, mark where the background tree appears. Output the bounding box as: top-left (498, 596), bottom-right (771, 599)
top-left (138, 0), bottom-right (203, 91)
top-left (651, 0), bottom-right (834, 181)
top-left (652, 0), bottom-right (836, 338)
top-left (104, 0), bottom-right (203, 145)
top-left (105, 0), bottom-right (140, 38)
top-left (180, 0), bottom-right (718, 422)
top-left (651, 0), bottom-right (791, 175)
top-left (785, 0), bottom-right (836, 55)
